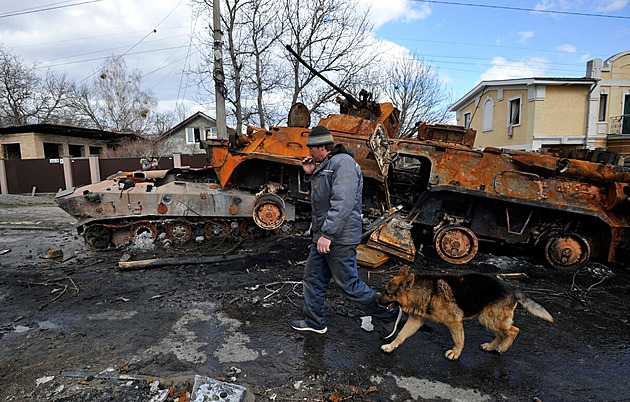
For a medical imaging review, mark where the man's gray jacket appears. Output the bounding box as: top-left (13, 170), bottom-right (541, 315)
top-left (308, 144), bottom-right (363, 245)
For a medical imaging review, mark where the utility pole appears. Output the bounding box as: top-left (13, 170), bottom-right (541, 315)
top-left (212, 0), bottom-right (228, 141)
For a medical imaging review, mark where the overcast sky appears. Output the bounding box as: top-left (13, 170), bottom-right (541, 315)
top-left (1, 0), bottom-right (629, 119)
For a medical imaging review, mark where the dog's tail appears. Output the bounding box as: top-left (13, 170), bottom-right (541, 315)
top-left (515, 290), bottom-right (554, 323)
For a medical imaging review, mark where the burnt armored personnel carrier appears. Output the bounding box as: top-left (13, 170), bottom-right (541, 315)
top-left (369, 123), bottom-right (630, 269)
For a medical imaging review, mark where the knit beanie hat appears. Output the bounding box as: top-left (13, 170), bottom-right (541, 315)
top-left (306, 125), bottom-right (334, 147)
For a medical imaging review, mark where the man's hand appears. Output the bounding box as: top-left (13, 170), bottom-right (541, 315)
top-left (316, 236), bottom-right (331, 254)
top-left (302, 156), bottom-right (315, 175)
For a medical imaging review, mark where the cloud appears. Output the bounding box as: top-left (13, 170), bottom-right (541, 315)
top-left (535, 0), bottom-right (628, 12)
top-left (517, 31), bottom-right (534, 43)
top-left (359, 0), bottom-right (432, 29)
top-left (0, 0), bottom-right (194, 101)
top-left (595, 0), bottom-right (628, 12)
top-left (557, 44), bottom-right (577, 53)
top-left (480, 57), bottom-right (549, 81)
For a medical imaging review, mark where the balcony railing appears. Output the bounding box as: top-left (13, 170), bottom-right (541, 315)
top-left (609, 114), bottom-right (630, 135)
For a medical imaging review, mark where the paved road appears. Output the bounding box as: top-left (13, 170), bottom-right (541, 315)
top-left (1, 200), bottom-right (629, 401)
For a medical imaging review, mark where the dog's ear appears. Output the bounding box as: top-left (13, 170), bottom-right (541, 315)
top-left (397, 265), bottom-right (409, 276)
top-left (403, 273), bottom-right (415, 289)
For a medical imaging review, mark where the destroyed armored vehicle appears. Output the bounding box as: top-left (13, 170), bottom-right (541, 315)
top-left (53, 46), bottom-right (402, 253)
top-left (53, 88), bottom-right (399, 252)
top-left (370, 125), bottom-right (630, 269)
top-left (56, 47), bottom-right (630, 270)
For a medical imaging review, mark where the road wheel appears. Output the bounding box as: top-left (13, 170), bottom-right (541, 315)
top-left (129, 222), bottom-right (158, 243)
top-left (434, 225), bottom-right (479, 264)
top-left (544, 232), bottom-right (590, 270)
top-left (204, 220), bottom-right (230, 241)
top-left (84, 224), bottom-right (111, 250)
top-left (253, 194), bottom-right (285, 230)
top-left (165, 221), bottom-right (192, 245)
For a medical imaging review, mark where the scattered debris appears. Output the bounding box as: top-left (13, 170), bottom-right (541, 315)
top-left (117, 253), bottom-right (252, 270)
top-left (498, 273), bottom-right (527, 278)
top-left (226, 366), bottom-right (242, 382)
top-left (360, 316), bottom-right (374, 332)
top-left (35, 376), bottom-right (55, 387)
top-left (0, 249), bottom-right (10, 255)
top-left (42, 248), bottom-right (63, 259)
top-left (191, 375), bottom-right (246, 402)
top-left (131, 231), bottom-right (156, 251)
top-left (18, 276), bottom-right (79, 310)
top-left (61, 370), bottom-right (174, 384)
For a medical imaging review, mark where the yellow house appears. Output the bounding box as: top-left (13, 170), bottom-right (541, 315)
top-left (449, 51), bottom-right (630, 156)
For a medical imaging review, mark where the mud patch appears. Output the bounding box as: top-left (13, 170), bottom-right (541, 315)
top-left (141, 307), bottom-right (214, 364)
top-left (373, 374), bottom-right (491, 401)
top-left (213, 311), bottom-right (263, 363)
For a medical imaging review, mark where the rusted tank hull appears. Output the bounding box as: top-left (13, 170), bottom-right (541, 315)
top-left (382, 137), bottom-right (630, 268)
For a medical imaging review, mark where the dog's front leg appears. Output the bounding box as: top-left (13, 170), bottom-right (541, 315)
top-left (381, 315), bottom-right (423, 353)
top-left (444, 321), bottom-right (465, 360)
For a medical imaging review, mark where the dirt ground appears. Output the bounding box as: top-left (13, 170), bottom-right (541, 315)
top-left (1, 195), bottom-right (629, 401)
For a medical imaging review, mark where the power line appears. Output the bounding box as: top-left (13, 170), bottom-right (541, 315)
top-left (37, 34), bottom-right (190, 64)
top-left (382, 35), bottom-right (610, 59)
top-left (76, 0), bottom-right (185, 84)
top-left (412, 0), bottom-right (630, 20)
top-left (0, 0), bottom-right (103, 19)
top-left (11, 26), bottom-right (187, 49)
top-left (43, 45), bottom-right (188, 69)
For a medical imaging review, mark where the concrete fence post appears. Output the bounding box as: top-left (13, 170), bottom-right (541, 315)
top-left (173, 153), bottom-right (182, 168)
top-left (89, 155), bottom-right (101, 183)
top-left (62, 155), bottom-right (74, 189)
top-left (0, 159), bottom-right (8, 195)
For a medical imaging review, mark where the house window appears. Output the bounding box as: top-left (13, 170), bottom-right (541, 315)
top-left (482, 97), bottom-right (494, 132)
top-left (3, 143), bottom-right (21, 160)
top-left (206, 127), bottom-right (218, 140)
top-left (89, 146), bottom-right (102, 155)
top-left (508, 96), bottom-right (521, 126)
top-left (68, 144), bottom-right (84, 157)
top-left (43, 142), bottom-right (61, 159)
top-left (598, 93), bottom-right (608, 122)
top-left (463, 111), bottom-right (472, 129)
top-left (186, 127), bottom-right (204, 144)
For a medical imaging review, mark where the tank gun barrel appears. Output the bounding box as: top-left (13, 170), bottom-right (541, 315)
top-left (285, 45), bottom-right (361, 109)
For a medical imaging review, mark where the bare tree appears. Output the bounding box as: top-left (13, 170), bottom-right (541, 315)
top-left (280, 0), bottom-right (375, 121)
top-left (382, 54), bottom-right (453, 137)
top-left (193, 0), bottom-right (284, 133)
top-left (67, 57), bottom-right (158, 134)
top-left (355, 52), bottom-right (453, 137)
top-left (0, 47), bottom-right (71, 127)
top-left (192, 0), bottom-right (377, 130)
top-left (244, 0), bottom-right (285, 127)
top-left (99, 136), bottom-right (172, 158)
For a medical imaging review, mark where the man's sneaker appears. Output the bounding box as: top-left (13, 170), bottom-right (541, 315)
top-left (380, 308), bottom-right (404, 340)
top-left (291, 320), bottom-right (328, 334)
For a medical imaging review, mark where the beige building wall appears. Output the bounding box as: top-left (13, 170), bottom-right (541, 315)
top-left (452, 50), bottom-right (630, 159)
top-left (0, 133), bottom-right (38, 158)
top-left (33, 133), bottom-right (107, 158)
top-left (540, 86), bottom-right (588, 135)
top-left (503, 89), bottom-right (528, 147)
top-left (470, 88), bottom-right (531, 149)
top-left (1, 132), bottom-right (108, 159)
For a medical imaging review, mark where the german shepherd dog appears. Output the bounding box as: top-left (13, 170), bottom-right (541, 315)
top-left (378, 266), bottom-right (554, 360)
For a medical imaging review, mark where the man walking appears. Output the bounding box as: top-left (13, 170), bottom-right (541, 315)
top-left (291, 125), bottom-right (402, 339)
